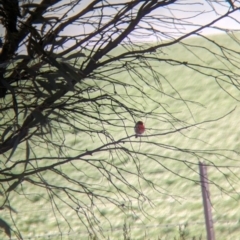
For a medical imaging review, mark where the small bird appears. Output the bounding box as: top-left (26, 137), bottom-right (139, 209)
top-left (134, 121), bottom-right (145, 138)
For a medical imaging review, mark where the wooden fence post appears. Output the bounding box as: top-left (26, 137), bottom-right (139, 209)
top-left (199, 161), bottom-right (215, 240)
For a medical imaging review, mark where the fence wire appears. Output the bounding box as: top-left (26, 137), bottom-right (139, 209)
top-left (1, 220), bottom-right (239, 240)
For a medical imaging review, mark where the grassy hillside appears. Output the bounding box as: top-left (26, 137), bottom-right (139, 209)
top-left (2, 33), bottom-right (240, 240)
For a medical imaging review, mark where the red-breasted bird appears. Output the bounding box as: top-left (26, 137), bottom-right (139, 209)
top-left (134, 121), bottom-right (145, 138)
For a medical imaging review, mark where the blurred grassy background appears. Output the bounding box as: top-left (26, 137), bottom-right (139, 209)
top-left (1, 33), bottom-right (240, 239)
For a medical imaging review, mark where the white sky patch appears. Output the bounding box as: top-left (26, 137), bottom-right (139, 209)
top-left (0, 0), bottom-right (240, 50)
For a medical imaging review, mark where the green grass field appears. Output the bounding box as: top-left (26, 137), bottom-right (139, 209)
top-left (2, 32), bottom-right (240, 240)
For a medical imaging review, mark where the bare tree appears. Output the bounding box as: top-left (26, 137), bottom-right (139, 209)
top-left (0, 0), bottom-right (240, 238)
